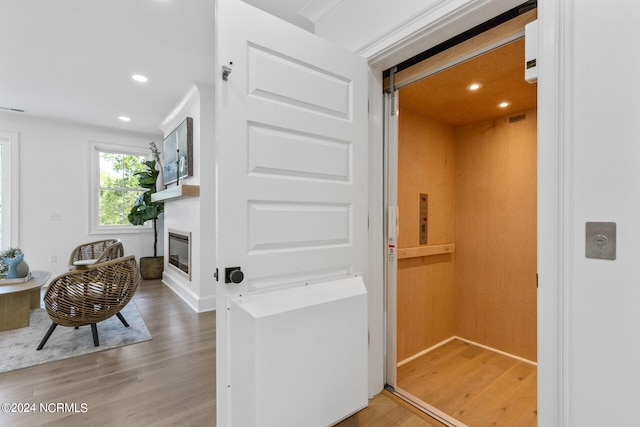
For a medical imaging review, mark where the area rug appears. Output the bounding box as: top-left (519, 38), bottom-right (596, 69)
top-left (0, 302), bottom-right (152, 374)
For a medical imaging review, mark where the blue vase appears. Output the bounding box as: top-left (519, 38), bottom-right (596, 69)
top-left (3, 253), bottom-right (29, 279)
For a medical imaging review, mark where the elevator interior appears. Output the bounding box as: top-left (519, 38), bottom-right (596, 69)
top-left (390, 10), bottom-right (538, 425)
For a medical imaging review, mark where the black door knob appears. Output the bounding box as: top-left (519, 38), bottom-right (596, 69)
top-left (225, 267), bottom-right (244, 284)
top-left (229, 269), bottom-right (244, 284)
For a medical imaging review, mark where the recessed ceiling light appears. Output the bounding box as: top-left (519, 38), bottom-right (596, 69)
top-left (119, 116), bottom-right (131, 122)
top-left (132, 74), bottom-right (148, 83)
top-left (467, 83), bottom-right (482, 91)
top-left (498, 101), bottom-right (511, 108)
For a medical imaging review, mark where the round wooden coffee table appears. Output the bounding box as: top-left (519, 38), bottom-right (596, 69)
top-left (0, 271), bottom-right (51, 331)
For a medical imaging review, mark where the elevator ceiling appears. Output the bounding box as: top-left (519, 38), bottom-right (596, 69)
top-left (399, 38), bottom-right (537, 127)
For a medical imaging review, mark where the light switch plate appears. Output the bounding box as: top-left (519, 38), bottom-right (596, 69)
top-left (585, 222), bottom-right (616, 260)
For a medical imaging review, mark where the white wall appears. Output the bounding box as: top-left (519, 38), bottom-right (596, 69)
top-left (160, 83), bottom-right (216, 312)
top-left (564, 2), bottom-right (640, 425)
top-left (0, 112), bottom-right (160, 278)
top-left (199, 85), bottom-right (217, 310)
top-left (315, 0), bottom-right (435, 51)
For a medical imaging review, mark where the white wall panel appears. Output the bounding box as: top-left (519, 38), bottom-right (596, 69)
top-left (566, 2), bottom-right (640, 425)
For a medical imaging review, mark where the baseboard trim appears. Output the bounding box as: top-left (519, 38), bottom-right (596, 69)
top-left (162, 274), bottom-right (216, 313)
top-left (398, 336), bottom-right (537, 367)
top-left (397, 336), bottom-right (457, 367)
top-left (195, 294), bottom-right (216, 313)
top-left (455, 336), bottom-right (537, 366)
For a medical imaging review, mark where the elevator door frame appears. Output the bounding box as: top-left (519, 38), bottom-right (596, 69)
top-left (367, 1), bottom-right (566, 426)
top-left (383, 34), bottom-right (538, 426)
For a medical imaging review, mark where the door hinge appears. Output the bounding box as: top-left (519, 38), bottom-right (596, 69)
top-left (214, 268), bottom-right (219, 282)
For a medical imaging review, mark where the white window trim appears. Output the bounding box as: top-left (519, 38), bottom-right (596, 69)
top-left (0, 130), bottom-right (19, 248)
top-left (89, 141), bottom-right (152, 235)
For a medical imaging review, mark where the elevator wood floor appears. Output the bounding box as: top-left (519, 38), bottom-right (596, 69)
top-left (397, 339), bottom-right (537, 427)
top-left (335, 391), bottom-right (449, 427)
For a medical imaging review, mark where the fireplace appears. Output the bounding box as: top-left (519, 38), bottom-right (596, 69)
top-left (168, 230), bottom-right (191, 279)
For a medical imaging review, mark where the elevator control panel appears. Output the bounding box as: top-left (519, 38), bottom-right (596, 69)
top-left (585, 222), bottom-right (616, 260)
top-left (420, 193), bottom-right (428, 245)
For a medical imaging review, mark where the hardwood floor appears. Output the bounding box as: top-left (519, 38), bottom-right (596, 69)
top-left (336, 391), bottom-right (448, 427)
top-left (397, 339), bottom-right (537, 427)
top-left (2, 280), bottom-right (505, 427)
top-left (0, 280), bottom-right (216, 427)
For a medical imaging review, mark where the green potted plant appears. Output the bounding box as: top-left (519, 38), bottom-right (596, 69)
top-left (128, 142), bottom-right (165, 279)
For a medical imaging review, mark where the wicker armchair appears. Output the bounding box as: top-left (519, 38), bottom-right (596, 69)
top-left (37, 255), bottom-right (140, 350)
top-left (68, 239), bottom-right (123, 270)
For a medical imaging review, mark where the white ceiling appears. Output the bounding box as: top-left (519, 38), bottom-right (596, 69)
top-left (0, 0), bottom-right (340, 135)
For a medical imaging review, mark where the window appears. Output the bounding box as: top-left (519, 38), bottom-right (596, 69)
top-left (0, 131), bottom-right (18, 248)
top-left (91, 143), bottom-right (148, 233)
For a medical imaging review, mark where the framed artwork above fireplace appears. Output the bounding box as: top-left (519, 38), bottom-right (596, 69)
top-left (162, 117), bottom-right (193, 186)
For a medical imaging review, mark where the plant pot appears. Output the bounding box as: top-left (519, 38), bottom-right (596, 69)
top-left (2, 253), bottom-right (30, 279)
top-left (140, 256), bottom-right (164, 280)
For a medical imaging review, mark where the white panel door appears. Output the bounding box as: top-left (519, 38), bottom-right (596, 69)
top-left (215, 0), bottom-right (368, 425)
